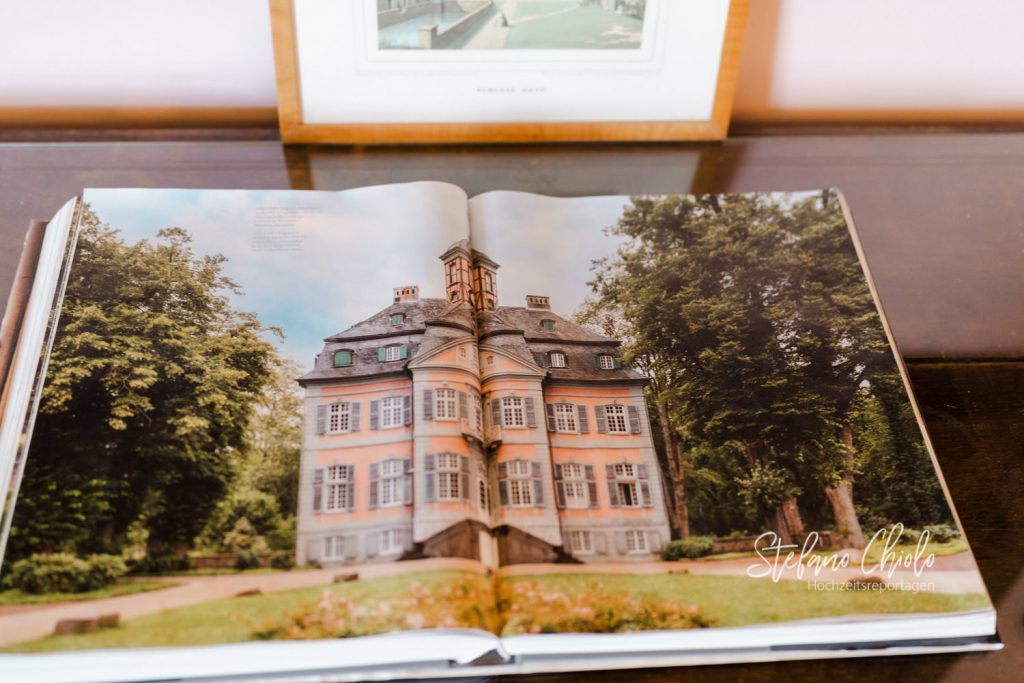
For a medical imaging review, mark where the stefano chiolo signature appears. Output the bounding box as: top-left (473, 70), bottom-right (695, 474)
top-left (746, 523), bottom-right (937, 583)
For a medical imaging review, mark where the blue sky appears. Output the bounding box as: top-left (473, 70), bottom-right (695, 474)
top-left (84, 183), bottom-right (469, 369)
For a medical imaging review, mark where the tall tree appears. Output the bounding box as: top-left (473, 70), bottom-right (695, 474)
top-left (7, 208), bottom-right (277, 560)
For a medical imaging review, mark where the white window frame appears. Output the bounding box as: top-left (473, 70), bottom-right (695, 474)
top-left (327, 402), bottom-right (351, 434)
top-left (553, 403), bottom-right (578, 433)
top-left (323, 535), bottom-right (347, 560)
top-left (502, 396), bottom-right (525, 428)
top-left (325, 465), bottom-right (351, 512)
top-left (625, 530), bottom-right (649, 554)
top-left (384, 345), bottom-right (402, 362)
top-left (568, 530), bottom-right (593, 554)
top-left (507, 460), bottom-right (534, 507)
top-left (436, 452), bottom-right (461, 501)
top-left (606, 404), bottom-right (629, 434)
top-left (598, 354), bottom-right (615, 370)
top-left (549, 351), bottom-right (566, 368)
top-left (380, 396), bottom-right (403, 429)
top-left (561, 463), bottom-right (589, 508)
top-left (379, 528), bottom-right (403, 555)
top-left (378, 459), bottom-right (404, 507)
top-left (434, 387), bottom-right (457, 420)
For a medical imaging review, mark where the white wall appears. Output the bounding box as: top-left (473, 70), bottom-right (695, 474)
top-left (1, 0), bottom-right (1022, 120)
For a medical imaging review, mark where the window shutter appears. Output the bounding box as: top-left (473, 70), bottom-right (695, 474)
top-left (346, 464), bottom-right (356, 510)
top-left (491, 398), bottom-right (502, 427)
top-left (423, 389), bottom-right (434, 421)
top-left (628, 405), bottom-right (641, 434)
top-left (593, 532), bottom-right (608, 555)
top-left (403, 459), bottom-right (414, 505)
top-left (525, 397), bottom-right (537, 428)
top-left (403, 395), bottom-right (412, 425)
top-left (555, 482), bottom-right (566, 508)
top-left (351, 401), bottom-right (361, 431)
top-left (605, 464), bottom-right (619, 507)
top-left (368, 462), bottom-right (379, 509)
top-left (545, 404), bottom-right (556, 431)
top-left (532, 353), bottom-right (545, 367)
top-left (614, 531), bottom-right (628, 554)
top-left (312, 468), bottom-right (324, 513)
top-left (316, 405), bottom-right (327, 434)
top-left (595, 405), bottom-right (608, 433)
top-left (531, 461), bottom-right (544, 506)
top-left (460, 456), bottom-right (470, 500)
top-left (306, 538), bottom-right (322, 562)
top-left (576, 404), bottom-right (589, 433)
top-left (370, 400), bottom-right (380, 429)
top-left (497, 461), bottom-right (508, 478)
top-left (613, 357), bottom-right (623, 369)
top-left (399, 343), bottom-right (408, 360)
top-left (365, 532), bottom-right (379, 558)
top-left (498, 480), bottom-right (509, 507)
top-left (593, 354), bottom-right (602, 370)
top-left (553, 463), bottom-right (563, 480)
top-left (640, 481), bottom-right (652, 507)
top-left (345, 536), bottom-right (358, 561)
top-left (649, 531), bottom-right (663, 553)
top-left (378, 347), bottom-right (387, 362)
top-left (424, 454), bottom-right (436, 502)
top-left (585, 465), bottom-right (598, 509)
top-left (458, 391), bottom-right (468, 419)
top-left (637, 464), bottom-right (649, 479)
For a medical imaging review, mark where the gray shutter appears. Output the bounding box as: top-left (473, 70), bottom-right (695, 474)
top-left (366, 532), bottom-right (379, 558)
top-left (306, 538), bottom-right (322, 562)
top-left (458, 391), bottom-right (468, 419)
top-left (424, 454), bottom-right (436, 502)
top-left (545, 404), bottom-right (556, 431)
top-left (525, 397), bottom-right (537, 428)
top-left (368, 462), bottom-right (379, 509)
top-left (461, 456), bottom-right (470, 501)
top-left (640, 481), bottom-right (652, 507)
top-left (345, 536), bottom-right (358, 560)
top-left (491, 398), bottom-right (502, 427)
top-left (404, 458), bottom-right (414, 505)
top-left (531, 461), bottom-right (543, 506)
top-left (585, 465), bottom-right (598, 509)
top-left (346, 465), bottom-right (356, 510)
top-left (553, 463), bottom-right (563, 480)
top-left (649, 531), bottom-right (663, 553)
top-left (370, 400), bottom-right (380, 429)
top-left (555, 482), bottom-right (566, 508)
top-left (595, 405), bottom-right (608, 433)
top-left (577, 404), bottom-right (589, 433)
top-left (312, 468), bottom-right (324, 513)
top-left (351, 401), bottom-right (361, 431)
top-left (614, 531), bottom-right (628, 554)
top-left (605, 464), bottom-right (619, 507)
top-left (637, 464), bottom-right (649, 479)
top-left (316, 405), bottom-right (327, 435)
top-left (593, 533), bottom-right (608, 555)
top-left (497, 461), bottom-right (509, 506)
top-left (403, 395), bottom-right (412, 425)
top-left (423, 389), bottom-right (434, 420)
top-left (628, 405), bottom-right (641, 434)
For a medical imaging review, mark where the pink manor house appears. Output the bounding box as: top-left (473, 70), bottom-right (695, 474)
top-left (295, 241), bottom-right (670, 567)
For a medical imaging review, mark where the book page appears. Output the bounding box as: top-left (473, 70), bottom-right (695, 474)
top-left (468, 189), bottom-right (993, 639)
top-left (0, 183), bottom-right (506, 667)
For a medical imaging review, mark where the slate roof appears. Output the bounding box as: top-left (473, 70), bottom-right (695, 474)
top-left (326, 299), bottom-right (473, 342)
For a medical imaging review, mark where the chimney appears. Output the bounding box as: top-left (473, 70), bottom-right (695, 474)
top-left (526, 295), bottom-right (550, 310)
top-left (393, 285), bottom-right (419, 303)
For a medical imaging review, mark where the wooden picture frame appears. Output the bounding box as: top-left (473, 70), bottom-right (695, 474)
top-left (270, 0), bottom-right (748, 145)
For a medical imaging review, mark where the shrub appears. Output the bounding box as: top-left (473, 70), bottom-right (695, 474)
top-left (270, 551), bottom-right (294, 571)
top-left (266, 516), bottom-right (296, 552)
top-left (235, 550), bottom-right (263, 571)
top-left (896, 527), bottom-right (922, 546)
top-left (8, 553), bottom-right (126, 594)
top-left (923, 524), bottom-right (960, 544)
top-left (197, 489), bottom-right (282, 552)
top-left (661, 536), bottom-right (715, 561)
top-left (130, 552), bottom-right (191, 575)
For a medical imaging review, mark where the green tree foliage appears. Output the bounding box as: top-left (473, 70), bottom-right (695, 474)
top-left (7, 208), bottom-right (277, 561)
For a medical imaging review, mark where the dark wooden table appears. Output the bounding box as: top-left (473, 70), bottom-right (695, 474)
top-left (0, 130), bottom-right (1021, 681)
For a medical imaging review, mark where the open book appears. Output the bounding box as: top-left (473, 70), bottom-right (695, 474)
top-left (0, 183), bottom-right (1000, 682)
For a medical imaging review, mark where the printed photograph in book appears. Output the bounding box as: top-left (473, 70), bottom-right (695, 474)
top-left (0, 185), bottom-right (991, 656)
top-left (376, 0), bottom-right (647, 50)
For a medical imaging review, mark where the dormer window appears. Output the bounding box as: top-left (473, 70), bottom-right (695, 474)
top-left (549, 351), bottom-right (567, 368)
top-left (541, 319), bottom-right (555, 332)
top-left (378, 344), bottom-right (408, 362)
top-left (390, 313), bottom-right (405, 326)
top-left (333, 350), bottom-right (353, 367)
top-left (597, 354), bottom-right (617, 370)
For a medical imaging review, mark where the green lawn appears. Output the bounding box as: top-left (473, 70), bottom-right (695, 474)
top-left (4, 571), bottom-right (480, 653)
top-left (0, 580), bottom-right (173, 607)
top-left (505, 5), bottom-right (643, 49)
top-left (497, 572), bottom-right (989, 633)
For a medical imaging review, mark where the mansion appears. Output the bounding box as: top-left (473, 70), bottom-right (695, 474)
top-left (295, 241), bottom-right (670, 567)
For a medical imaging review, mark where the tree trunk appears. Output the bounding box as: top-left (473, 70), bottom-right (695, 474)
top-left (769, 497), bottom-right (806, 546)
top-left (825, 427), bottom-right (866, 549)
top-left (655, 397), bottom-right (690, 539)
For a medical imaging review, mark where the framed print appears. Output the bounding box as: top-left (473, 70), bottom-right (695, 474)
top-left (270, 0), bottom-right (749, 144)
